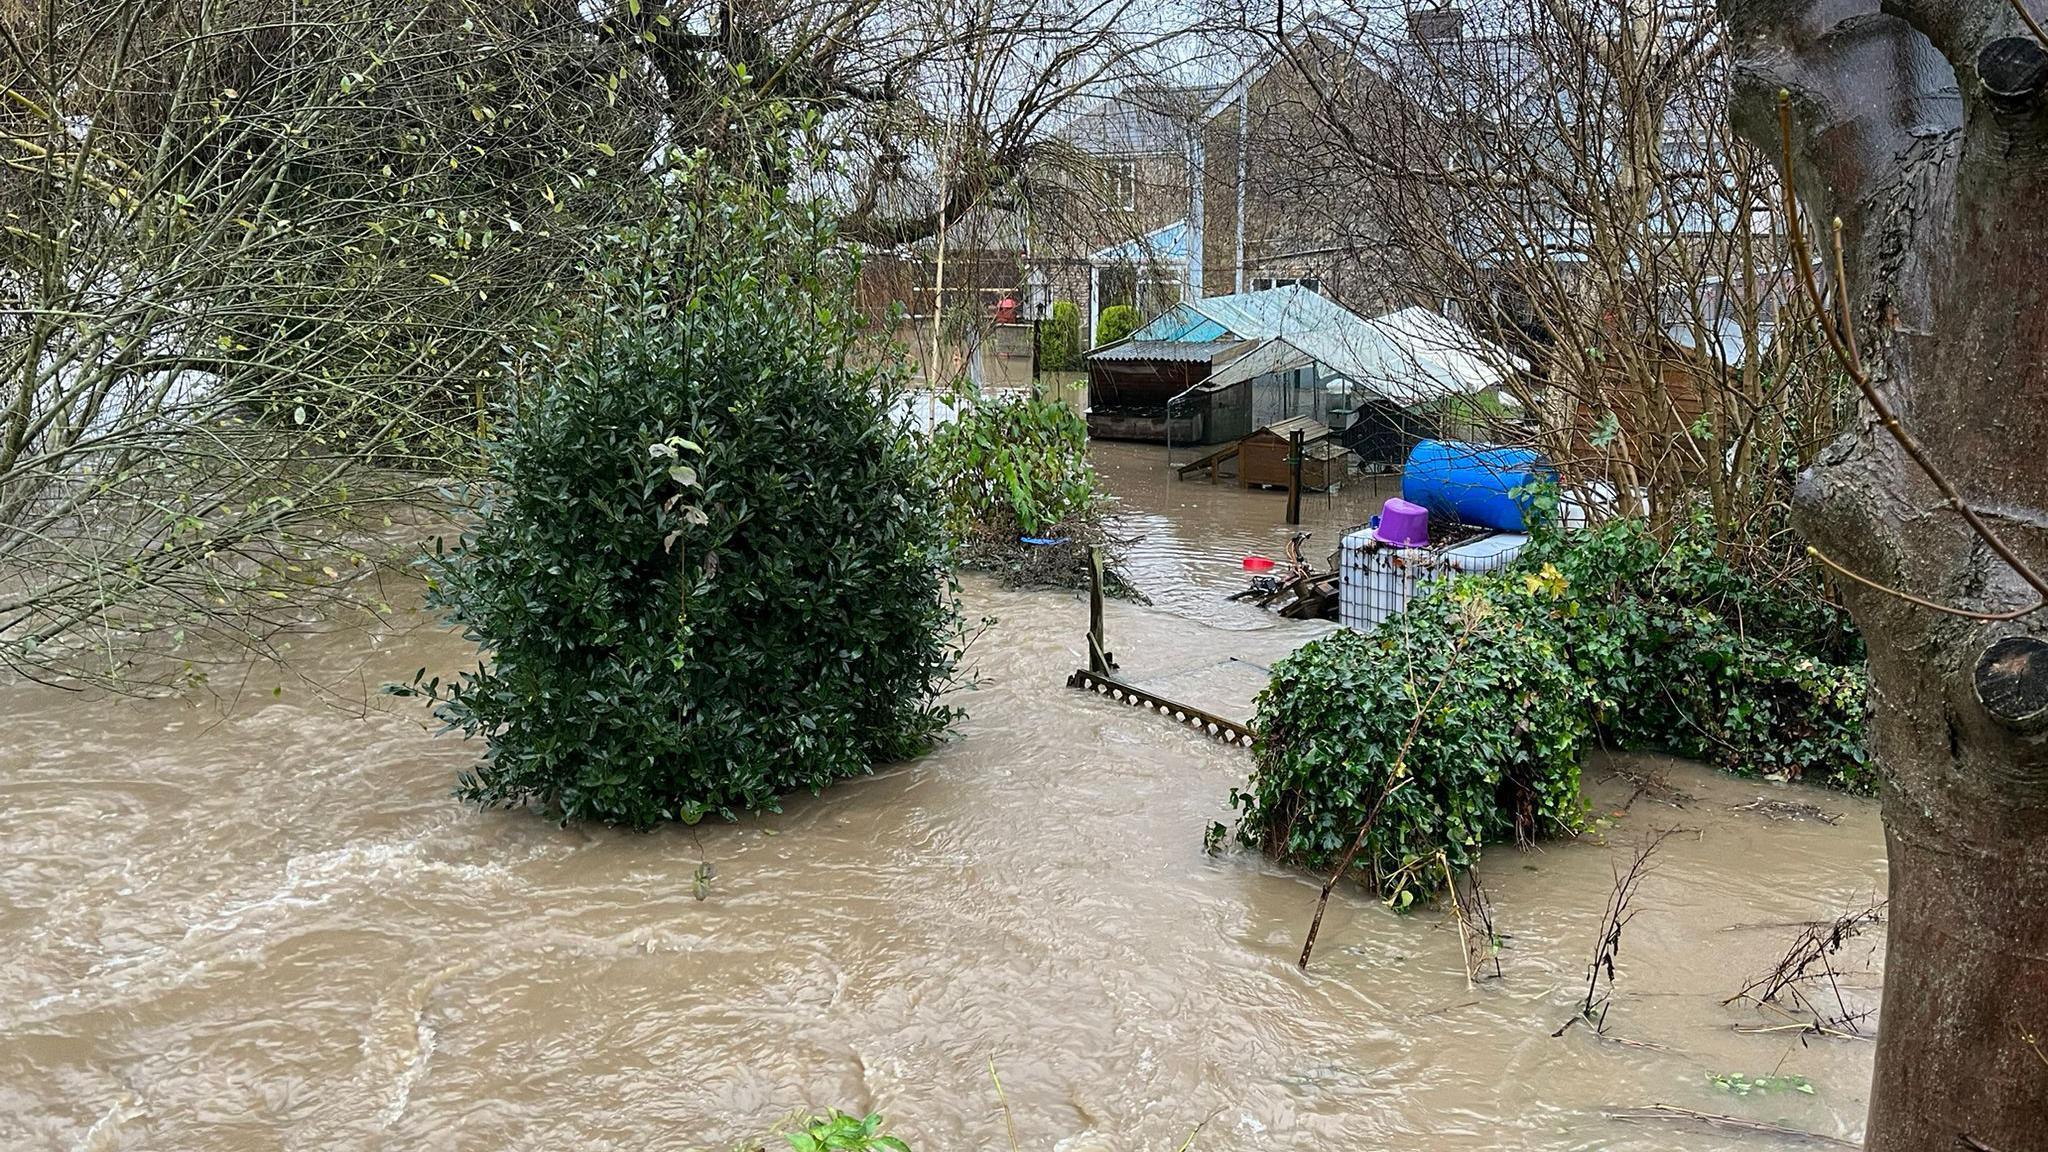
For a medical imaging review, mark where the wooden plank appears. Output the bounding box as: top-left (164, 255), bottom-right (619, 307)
top-left (1175, 442), bottom-right (1240, 480)
top-left (1286, 429), bottom-right (1304, 524)
top-left (1066, 668), bottom-right (1258, 748)
top-left (1087, 545), bottom-right (1115, 674)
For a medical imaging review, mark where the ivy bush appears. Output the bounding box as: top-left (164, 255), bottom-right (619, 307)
top-left (1230, 499), bottom-right (1870, 901)
top-left (1522, 504), bottom-right (1869, 791)
top-left (1231, 574), bottom-right (1590, 905)
top-left (395, 166), bottom-right (962, 827)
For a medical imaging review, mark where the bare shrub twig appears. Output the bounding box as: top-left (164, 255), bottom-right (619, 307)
top-left (1556, 827), bottom-right (1678, 1036)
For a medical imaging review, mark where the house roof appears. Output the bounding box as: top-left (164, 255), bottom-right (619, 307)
top-left (1197, 22), bottom-right (1380, 124)
top-left (1136, 286), bottom-right (1523, 406)
top-left (1055, 83), bottom-right (1222, 154)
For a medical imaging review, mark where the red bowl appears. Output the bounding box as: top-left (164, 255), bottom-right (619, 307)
top-left (1242, 556), bottom-right (1276, 572)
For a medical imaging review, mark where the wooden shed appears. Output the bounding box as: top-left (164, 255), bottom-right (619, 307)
top-left (1239, 416), bottom-right (1352, 490)
top-left (1083, 338), bottom-right (1255, 443)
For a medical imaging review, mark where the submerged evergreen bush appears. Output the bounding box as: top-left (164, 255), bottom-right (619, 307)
top-left (1522, 505), bottom-right (1869, 791)
top-left (922, 388), bottom-right (1135, 594)
top-left (396, 164), bottom-right (962, 827)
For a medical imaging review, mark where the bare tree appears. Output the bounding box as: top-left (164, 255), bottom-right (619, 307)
top-left (615, 0), bottom-right (1207, 245)
top-left (1723, 1), bottom-right (2048, 1147)
top-left (0, 1), bottom-right (672, 685)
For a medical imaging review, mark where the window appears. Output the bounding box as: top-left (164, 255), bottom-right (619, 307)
top-left (1138, 277), bottom-right (1183, 316)
top-left (1252, 276), bottom-right (1322, 294)
top-left (1658, 281), bottom-right (1703, 330)
top-left (1098, 265), bottom-right (1137, 311)
top-left (1107, 159), bottom-right (1136, 211)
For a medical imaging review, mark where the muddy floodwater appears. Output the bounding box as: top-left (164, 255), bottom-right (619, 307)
top-left (2, 445), bottom-right (1885, 1150)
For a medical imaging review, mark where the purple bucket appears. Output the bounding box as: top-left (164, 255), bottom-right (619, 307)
top-left (1376, 497), bottom-right (1429, 548)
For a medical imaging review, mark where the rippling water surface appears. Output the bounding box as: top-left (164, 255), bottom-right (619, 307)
top-left (1, 444), bottom-right (1884, 1150)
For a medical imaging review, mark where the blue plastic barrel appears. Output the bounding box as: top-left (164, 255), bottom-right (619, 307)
top-left (1401, 440), bottom-right (1554, 532)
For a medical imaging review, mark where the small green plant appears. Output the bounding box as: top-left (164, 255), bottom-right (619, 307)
top-left (782, 1111), bottom-right (910, 1152)
top-left (926, 388), bottom-right (1100, 541)
top-left (1203, 821), bottom-right (1229, 855)
top-left (1095, 303), bottom-right (1141, 346)
top-left (1038, 299), bottom-right (1082, 371)
top-left (1708, 1072), bottom-right (1817, 1097)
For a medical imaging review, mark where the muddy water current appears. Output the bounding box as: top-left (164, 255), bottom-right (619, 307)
top-left (2, 444), bottom-right (1885, 1150)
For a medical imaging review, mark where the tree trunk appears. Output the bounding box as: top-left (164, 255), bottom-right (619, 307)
top-left (1724, 2), bottom-right (2048, 1147)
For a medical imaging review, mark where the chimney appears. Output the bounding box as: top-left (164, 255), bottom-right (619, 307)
top-left (1408, 5), bottom-right (1465, 42)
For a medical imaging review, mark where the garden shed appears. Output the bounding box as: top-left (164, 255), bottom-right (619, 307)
top-left (1238, 416), bottom-right (1352, 490)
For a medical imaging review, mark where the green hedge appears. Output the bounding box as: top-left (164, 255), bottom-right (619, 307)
top-left (1038, 300), bottom-right (1082, 372)
top-left (1524, 505), bottom-right (1868, 790)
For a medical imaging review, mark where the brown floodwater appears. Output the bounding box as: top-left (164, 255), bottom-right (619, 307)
top-left (0, 444), bottom-right (1885, 1151)
top-left (1090, 441), bottom-right (1399, 628)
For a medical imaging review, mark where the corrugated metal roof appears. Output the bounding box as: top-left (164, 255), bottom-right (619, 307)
top-left (1146, 287), bottom-right (1525, 407)
top-left (1086, 338), bottom-right (1247, 363)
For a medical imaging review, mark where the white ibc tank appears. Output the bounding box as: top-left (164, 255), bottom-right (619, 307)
top-left (1338, 529), bottom-right (1530, 632)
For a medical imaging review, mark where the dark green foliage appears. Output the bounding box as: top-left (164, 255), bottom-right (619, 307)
top-left (1231, 498), bottom-right (1870, 899)
top-left (926, 389), bottom-right (1099, 540)
top-left (1038, 300), bottom-right (1082, 372)
top-left (1521, 504), bottom-right (1869, 791)
top-left (1233, 576), bottom-right (1590, 905)
top-left (1095, 303), bottom-right (1141, 346)
top-left (923, 388), bottom-right (1134, 594)
top-left (395, 167), bottom-right (962, 827)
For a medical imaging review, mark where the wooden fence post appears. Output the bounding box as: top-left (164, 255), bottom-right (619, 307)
top-left (1286, 429), bottom-right (1305, 526)
top-left (1087, 545), bottom-right (1115, 674)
